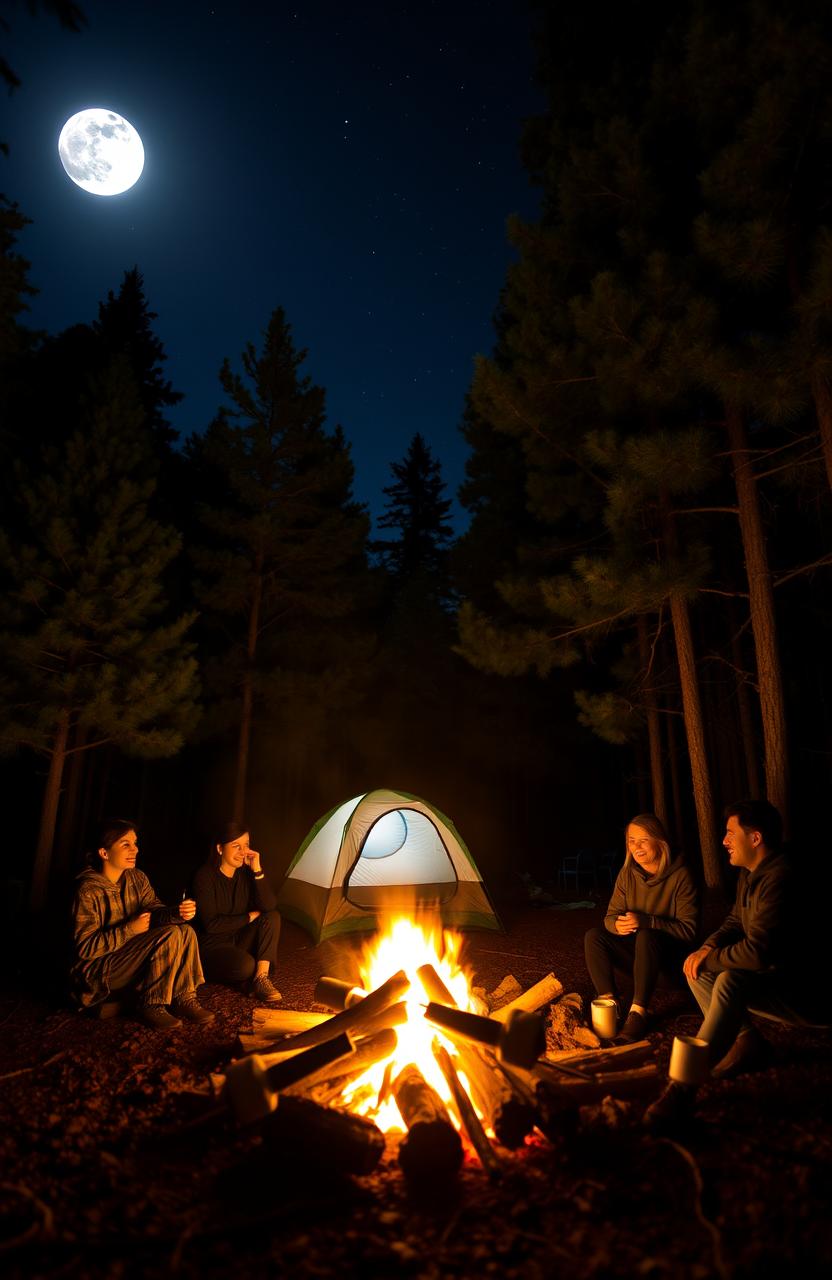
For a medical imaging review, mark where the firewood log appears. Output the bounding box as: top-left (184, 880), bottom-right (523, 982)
top-left (415, 965), bottom-right (536, 1148)
top-left (261, 1094), bottom-right (385, 1176)
top-left (535, 1061), bottom-right (661, 1106)
top-left (490, 972), bottom-right (564, 1023)
top-left (255, 971), bottom-right (410, 1053)
top-left (393, 1064), bottom-right (463, 1185)
top-left (251, 1009), bottom-right (329, 1034)
top-left (284, 1029), bottom-right (398, 1099)
top-left (433, 1041), bottom-right (502, 1179)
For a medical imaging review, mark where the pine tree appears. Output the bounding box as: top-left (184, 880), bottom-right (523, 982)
top-left (93, 267), bottom-right (182, 450)
top-left (190, 307), bottom-right (371, 821)
top-left (373, 432), bottom-right (454, 598)
top-left (0, 359), bottom-right (199, 910)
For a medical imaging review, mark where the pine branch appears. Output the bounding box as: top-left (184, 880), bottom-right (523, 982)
top-left (774, 553), bottom-right (832, 589)
top-left (671, 506), bottom-right (739, 516)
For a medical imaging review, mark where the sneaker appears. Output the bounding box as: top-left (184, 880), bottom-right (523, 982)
top-left (139, 1004), bottom-right (181, 1030)
top-left (251, 973), bottom-right (283, 1005)
top-left (171, 994), bottom-right (216, 1025)
top-left (711, 1028), bottom-right (770, 1080)
top-left (615, 1009), bottom-right (648, 1043)
top-left (644, 1082), bottom-right (696, 1134)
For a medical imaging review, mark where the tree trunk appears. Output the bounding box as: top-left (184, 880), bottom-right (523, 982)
top-left (810, 369), bottom-right (832, 494)
top-left (667, 594), bottom-right (721, 887)
top-left (637, 614), bottom-right (667, 826)
top-left (724, 404), bottom-right (789, 827)
top-left (233, 556), bottom-right (263, 824)
top-left (30, 710), bottom-right (71, 912)
top-left (727, 598), bottom-right (762, 798)
top-left (53, 722), bottom-right (88, 880)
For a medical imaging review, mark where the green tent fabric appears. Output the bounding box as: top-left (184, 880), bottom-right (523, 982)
top-left (277, 788), bottom-right (502, 943)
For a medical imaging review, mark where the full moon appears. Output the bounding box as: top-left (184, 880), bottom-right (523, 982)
top-left (58, 108), bottom-right (144, 196)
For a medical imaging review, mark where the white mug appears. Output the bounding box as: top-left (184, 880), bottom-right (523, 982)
top-left (591, 997), bottom-right (618, 1039)
top-left (669, 1034), bottom-right (710, 1085)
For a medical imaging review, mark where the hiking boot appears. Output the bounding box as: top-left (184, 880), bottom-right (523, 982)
top-left (711, 1028), bottom-right (770, 1080)
top-left (615, 1009), bottom-right (648, 1043)
top-left (171, 994), bottom-right (216, 1025)
top-left (251, 973), bottom-right (283, 1005)
top-left (644, 1082), bottom-right (697, 1134)
top-left (139, 1004), bottom-right (181, 1031)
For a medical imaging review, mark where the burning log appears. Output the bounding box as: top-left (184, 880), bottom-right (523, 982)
top-left (224, 1031), bottom-right (355, 1125)
top-left (314, 976), bottom-right (367, 1009)
top-left (393, 1064), bottom-right (463, 1186)
top-left (433, 1040), bottom-right (502, 1180)
top-left (250, 1000), bottom-right (409, 1048)
top-left (424, 1001), bottom-right (546, 1069)
top-left (286, 1028), bottom-right (399, 1100)
top-left (252, 969), bottom-right (410, 1053)
top-left (491, 972), bottom-right (564, 1023)
top-left (416, 966), bottom-right (536, 1148)
top-left (261, 1094), bottom-right (385, 1177)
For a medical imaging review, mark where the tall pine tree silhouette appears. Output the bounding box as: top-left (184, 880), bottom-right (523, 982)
top-left (190, 307), bottom-right (370, 822)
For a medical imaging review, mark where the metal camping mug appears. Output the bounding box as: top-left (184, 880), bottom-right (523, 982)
top-left (591, 997), bottom-right (618, 1039)
top-left (669, 1034), bottom-right (710, 1085)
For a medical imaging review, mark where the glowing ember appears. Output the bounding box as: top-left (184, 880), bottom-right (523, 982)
top-left (339, 916), bottom-right (483, 1132)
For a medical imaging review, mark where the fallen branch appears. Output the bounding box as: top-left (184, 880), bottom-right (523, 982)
top-left (0, 1050), bottom-right (67, 1083)
top-left (658, 1139), bottom-right (732, 1280)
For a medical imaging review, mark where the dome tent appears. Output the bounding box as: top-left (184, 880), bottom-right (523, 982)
top-left (277, 788), bottom-right (501, 943)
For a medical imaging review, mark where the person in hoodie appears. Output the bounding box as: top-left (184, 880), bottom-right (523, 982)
top-left (191, 821), bottom-right (283, 1006)
top-left (646, 799), bottom-right (818, 1132)
top-left (584, 813), bottom-right (699, 1042)
top-left (71, 818), bottom-right (215, 1031)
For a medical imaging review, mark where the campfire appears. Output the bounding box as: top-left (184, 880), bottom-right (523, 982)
top-left (220, 915), bottom-right (661, 1188)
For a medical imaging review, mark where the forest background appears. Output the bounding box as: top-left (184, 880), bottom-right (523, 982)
top-left (1, 0), bottom-right (831, 929)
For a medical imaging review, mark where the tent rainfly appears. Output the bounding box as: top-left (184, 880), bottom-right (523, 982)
top-left (276, 788), bottom-right (501, 943)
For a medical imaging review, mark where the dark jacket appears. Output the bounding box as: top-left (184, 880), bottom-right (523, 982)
top-left (605, 855), bottom-right (699, 942)
top-left (192, 863), bottom-right (278, 948)
top-left (702, 852), bottom-right (793, 974)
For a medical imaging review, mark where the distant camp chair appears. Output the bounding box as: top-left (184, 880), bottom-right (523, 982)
top-left (598, 849), bottom-right (620, 887)
top-left (558, 849), bottom-right (599, 893)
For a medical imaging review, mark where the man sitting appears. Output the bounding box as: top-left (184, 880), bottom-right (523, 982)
top-left (71, 818), bottom-right (215, 1031)
top-left (646, 799), bottom-right (819, 1130)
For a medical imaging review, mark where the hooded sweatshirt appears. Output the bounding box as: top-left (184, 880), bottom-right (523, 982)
top-left (70, 867), bottom-right (180, 1006)
top-left (604, 855), bottom-right (699, 941)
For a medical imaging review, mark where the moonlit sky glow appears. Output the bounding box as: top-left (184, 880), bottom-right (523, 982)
top-left (3, 0), bottom-right (542, 528)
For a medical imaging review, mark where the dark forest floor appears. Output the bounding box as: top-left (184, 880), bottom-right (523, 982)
top-left (1, 898), bottom-right (830, 1280)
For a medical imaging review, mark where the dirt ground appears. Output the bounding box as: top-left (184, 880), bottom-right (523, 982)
top-left (1, 900), bottom-right (830, 1279)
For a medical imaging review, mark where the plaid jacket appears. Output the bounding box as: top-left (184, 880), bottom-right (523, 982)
top-left (70, 867), bottom-right (178, 1006)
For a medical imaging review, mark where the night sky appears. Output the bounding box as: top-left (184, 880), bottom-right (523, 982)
top-left (3, 0), bottom-right (542, 528)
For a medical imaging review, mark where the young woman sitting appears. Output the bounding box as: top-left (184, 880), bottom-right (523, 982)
top-left (192, 821), bottom-right (283, 1005)
top-left (583, 813), bottom-right (699, 1041)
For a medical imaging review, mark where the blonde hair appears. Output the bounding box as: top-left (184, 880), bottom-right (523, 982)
top-left (625, 813), bottom-right (671, 875)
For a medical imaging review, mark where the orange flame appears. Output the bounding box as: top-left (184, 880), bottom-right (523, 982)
top-left (339, 916), bottom-right (483, 1132)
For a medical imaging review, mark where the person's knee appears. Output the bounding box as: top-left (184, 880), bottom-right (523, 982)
top-left (584, 926), bottom-right (604, 952)
top-left (635, 928), bottom-right (661, 955)
top-left (258, 910), bottom-right (281, 933)
top-left (228, 952), bottom-right (256, 983)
